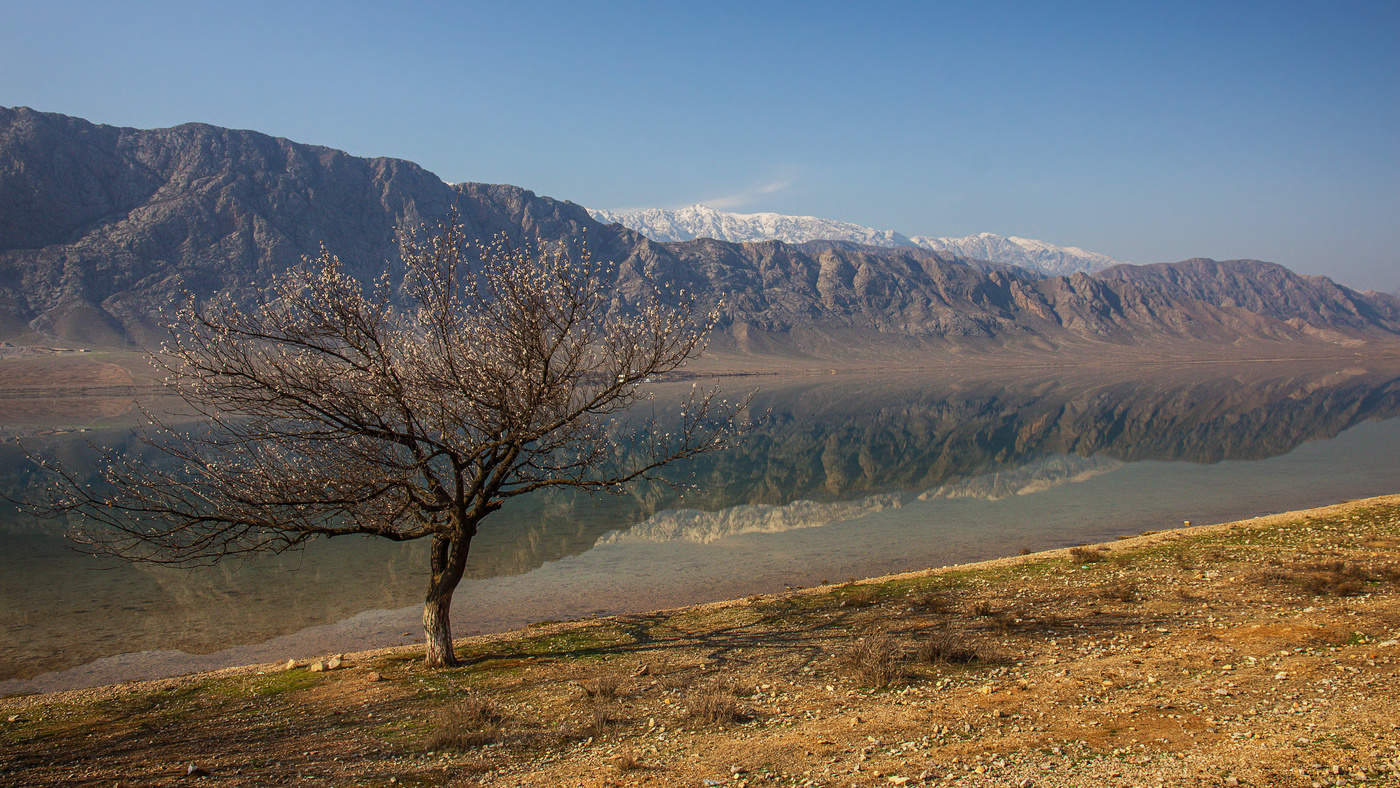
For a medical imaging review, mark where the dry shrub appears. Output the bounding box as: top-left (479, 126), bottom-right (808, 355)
top-left (426, 696), bottom-right (507, 751)
top-left (578, 672), bottom-right (623, 700)
top-left (656, 670), bottom-right (693, 691)
top-left (1102, 580), bottom-right (1140, 603)
top-left (686, 690), bottom-right (744, 725)
top-left (584, 701), bottom-right (624, 737)
top-left (1070, 546), bottom-right (1104, 564)
top-left (1255, 561), bottom-right (1372, 597)
top-left (840, 584), bottom-right (882, 608)
top-left (970, 600), bottom-right (996, 617)
top-left (1173, 550), bottom-right (1197, 570)
top-left (991, 610), bottom-right (1018, 633)
top-left (910, 589), bottom-right (953, 613)
top-left (843, 636), bottom-right (905, 688)
top-left (915, 630), bottom-right (981, 665)
top-left (613, 750), bottom-right (645, 772)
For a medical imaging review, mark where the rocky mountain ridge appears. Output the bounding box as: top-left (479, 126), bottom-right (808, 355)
top-left (3, 106), bottom-right (1399, 354)
top-left (589, 203), bottom-right (1125, 276)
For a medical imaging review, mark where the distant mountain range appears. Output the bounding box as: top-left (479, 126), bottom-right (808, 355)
top-left (2, 106), bottom-right (1399, 355)
top-left (589, 203), bottom-right (1124, 277)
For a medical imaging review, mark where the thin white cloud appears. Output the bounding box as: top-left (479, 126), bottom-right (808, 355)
top-left (697, 177), bottom-right (795, 210)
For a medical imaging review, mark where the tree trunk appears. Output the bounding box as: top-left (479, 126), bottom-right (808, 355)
top-left (423, 530), bottom-right (472, 667)
top-left (423, 589), bottom-right (456, 667)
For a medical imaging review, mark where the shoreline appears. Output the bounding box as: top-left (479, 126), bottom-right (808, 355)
top-left (5, 492), bottom-right (1399, 785)
top-left (7, 492), bottom-right (1396, 709)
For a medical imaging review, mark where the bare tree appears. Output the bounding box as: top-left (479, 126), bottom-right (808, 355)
top-left (33, 216), bottom-right (737, 666)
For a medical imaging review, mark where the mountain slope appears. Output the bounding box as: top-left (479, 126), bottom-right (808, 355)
top-left (3, 107), bottom-right (1398, 355)
top-left (589, 203), bottom-right (1124, 276)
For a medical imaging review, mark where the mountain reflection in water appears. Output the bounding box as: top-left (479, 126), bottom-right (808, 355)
top-left (3, 360), bottom-right (1400, 689)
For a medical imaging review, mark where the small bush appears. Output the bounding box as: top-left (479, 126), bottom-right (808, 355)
top-left (970, 600), bottom-right (996, 617)
top-left (1070, 546), bottom-right (1104, 564)
top-left (990, 610), bottom-right (1017, 634)
top-left (426, 696), bottom-right (506, 750)
top-left (584, 701), bottom-right (624, 737)
top-left (844, 636), bottom-right (906, 688)
top-left (686, 690), bottom-right (744, 725)
top-left (1300, 572), bottom-right (1364, 597)
top-left (910, 589), bottom-right (953, 613)
top-left (614, 750), bottom-right (645, 772)
top-left (1102, 580), bottom-right (1140, 603)
top-left (915, 631), bottom-right (981, 665)
top-left (1255, 561), bottom-right (1372, 597)
top-left (656, 670), bottom-right (692, 691)
top-left (840, 584), bottom-right (882, 608)
top-left (578, 673), bottom-right (623, 700)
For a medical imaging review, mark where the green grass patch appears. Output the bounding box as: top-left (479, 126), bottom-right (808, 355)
top-left (216, 669), bottom-right (325, 698)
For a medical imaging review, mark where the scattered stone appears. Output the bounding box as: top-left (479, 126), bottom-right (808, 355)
top-left (327, 654), bottom-right (344, 670)
top-left (282, 659), bottom-right (297, 671)
top-left (634, 662), bottom-right (651, 676)
top-left (185, 763), bottom-right (210, 778)
top-left (308, 660), bottom-right (326, 673)
top-left (366, 671), bottom-right (383, 682)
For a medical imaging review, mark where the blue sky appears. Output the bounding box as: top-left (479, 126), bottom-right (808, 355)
top-left (3, 0), bottom-right (1398, 289)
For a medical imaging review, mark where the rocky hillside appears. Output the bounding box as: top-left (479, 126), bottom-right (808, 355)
top-left (3, 107), bottom-right (1399, 352)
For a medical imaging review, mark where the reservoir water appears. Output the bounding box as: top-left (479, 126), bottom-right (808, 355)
top-left (3, 359), bottom-right (1399, 695)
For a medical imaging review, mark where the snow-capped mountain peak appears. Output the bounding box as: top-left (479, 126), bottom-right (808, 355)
top-left (588, 204), bottom-right (1126, 277)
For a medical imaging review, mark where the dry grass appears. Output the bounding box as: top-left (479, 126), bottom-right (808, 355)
top-left (685, 687), bottom-right (745, 725)
top-left (990, 610), bottom-right (1017, 633)
top-left (583, 701), bottom-right (624, 738)
top-left (613, 750), bottom-right (645, 772)
top-left (914, 630), bottom-right (982, 665)
top-left (1102, 580), bottom-right (1140, 603)
top-left (909, 589), bottom-right (953, 613)
top-left (426, 696), bottom-right (507, 751)
top-left (843, 636), bottom-right (906, 688)
top-left (839, 584), bottom-right (882, 608)
top-left (1070, 546), bottom-right (1105, 564)
top-left (1255, 561), bottom-right (1375, 597)
top-left (577, 672), bottom-right (623, 700)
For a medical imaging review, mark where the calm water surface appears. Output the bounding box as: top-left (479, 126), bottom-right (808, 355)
top-left (3, 361), bottom-right (1400, 694)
